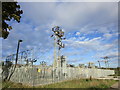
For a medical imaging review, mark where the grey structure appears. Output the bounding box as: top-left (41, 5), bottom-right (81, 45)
top-left (7, 66), bottom-right (114, 86)
top-left (1, 56), bottom-right (115, 86)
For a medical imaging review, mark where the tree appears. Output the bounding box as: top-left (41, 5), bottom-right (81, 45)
top-left (103, 56), bottom-right (109, 59)
top-left (1, 2), bottom-right (23, 39)
top-left (2, 61), bottom-right (13, 81)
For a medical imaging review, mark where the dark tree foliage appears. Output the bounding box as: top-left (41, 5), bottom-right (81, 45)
top-left (2, 2), bottom-right (23, 39)
top-left (103, 56), bottom-right (109, 59)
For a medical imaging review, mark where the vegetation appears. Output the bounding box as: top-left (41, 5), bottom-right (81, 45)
top-left (2, 81), bottom-right (30, 89)
top-left (1, 2), bottom-right (23, 39)
top-left (2, 79), bottom-right (117, 89)
top-left (109, 67), bottom-right (120, 76)
top-left (37, 79), bottom-right (117, 88)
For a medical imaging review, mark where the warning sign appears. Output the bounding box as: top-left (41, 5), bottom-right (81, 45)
top-left (37, 69), bottom-right (41, 72)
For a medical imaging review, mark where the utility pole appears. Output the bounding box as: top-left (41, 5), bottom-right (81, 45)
top-left (51, 26), bottom-right (65, 80)
top-left (104, 61), bottom-right (107, 69)
top-left (98, 61), bottom-right (101, 68)
top-left (51, 26), bottom-right (65, 67)
top-left (103, 56), bottom-right (109, 69)
top-left (53, 35), bottom-right (57, 68)
top-left (107, 61), bottom-right (109, 68)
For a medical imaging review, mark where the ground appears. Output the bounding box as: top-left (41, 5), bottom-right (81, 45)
top-left (1, 79), bottom-right (118, 89)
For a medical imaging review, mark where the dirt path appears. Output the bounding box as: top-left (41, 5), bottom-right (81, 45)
top-left (97, 76), bottom-right (120, 89)
top-left (97, 76), bottom-right (120, 80)
top-left (110, 82), bottom-right (120, 89)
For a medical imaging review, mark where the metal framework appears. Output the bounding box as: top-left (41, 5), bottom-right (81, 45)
top-left (98, 60), bottom-right (109, 68)
top-left (51, 26), bottom-right (65, 68)
top-left (5, 49), bottom-right (37, 66)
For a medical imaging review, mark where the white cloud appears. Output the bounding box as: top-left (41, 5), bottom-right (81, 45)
top-left (19, 2), bottom-right (118, 34)
top-left (84, 38), bottom-right (90, 41)
top-left (2, 22), bottom-right (53, 57)
top-left (2, 2), bottom-right (118, 67)
top-left (78, 36), bottom-right (85, 40)
top-left (64, 36), bottom-right (116, 53)
top-left (76, 32), bottom-right (80, 36)
top-left (103, 33), bottom-right (112, 39)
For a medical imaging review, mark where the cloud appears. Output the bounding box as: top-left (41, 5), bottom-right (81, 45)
top-left (65, 37), bottom-right (102, 50)
top-left (19, 2), bottom-right (118, 33)
top-left (2, 22), bottom-right (53, 57)
top-left (103, 33), bottom-right (112, 39)
top-left (76, 32), bottom-right (81, 36)
top-left (64, 35), bottom-right (118, 62)
top-left (2, 2), bottom-right (118, 67)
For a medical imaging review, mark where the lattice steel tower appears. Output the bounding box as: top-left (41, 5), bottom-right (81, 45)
top-left (51, 26), bottom-right (65, 68)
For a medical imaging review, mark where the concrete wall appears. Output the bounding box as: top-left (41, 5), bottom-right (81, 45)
top-left (1, 67), bottom-right (115, 86)
top-left (65, 67), bottom-right (114, 78)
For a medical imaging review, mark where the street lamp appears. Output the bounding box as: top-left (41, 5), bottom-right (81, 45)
top-left (8, 39), bottom-right (23, 81)
top-left (16, 40), bottom-right (23, 64)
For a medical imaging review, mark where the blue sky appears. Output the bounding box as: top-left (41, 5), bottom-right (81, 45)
top-left (1, 1), bottom-right (119, 68)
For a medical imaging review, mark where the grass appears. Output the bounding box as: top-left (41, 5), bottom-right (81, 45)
top-left (2, 79), bottom-right (117, 89)
top-left (109, 70), bottom-right (120, 77)
top-left (109, 68), bottom-right (120, 76)
top-left (36, 79), bottom-right (117, 88)
top-left (2, 81), bottom-right (30, 89)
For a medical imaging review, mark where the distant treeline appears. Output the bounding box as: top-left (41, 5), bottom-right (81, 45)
top-left (108, 67), bottom-right (120, 76)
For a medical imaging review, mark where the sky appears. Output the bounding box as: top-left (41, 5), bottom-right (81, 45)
top-left (1, 1), bottom-right (119, 68)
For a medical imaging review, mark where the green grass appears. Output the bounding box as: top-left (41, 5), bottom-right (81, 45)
top-left (36, 79), bottom-right (117, 88)
top-left (2, 81), bottom-right (30, 89)
top-left (2, 79), bottom-right (117, 89)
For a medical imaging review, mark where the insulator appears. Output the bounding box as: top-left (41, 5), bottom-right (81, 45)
top-left (33, 59), bottom-right (37, 62)
top-left (59, 41), bottom-right (62, 45)
top-left (59, 47), bottom-right (61, 50)
top-left (51, 35), bottom-right (54, 37)
top-left (62, 44), bottom-right (65, 48)
top-left (57, 39), bottom-right (60, 42)
top-left (55, 31), bottom-right (59, 35)
top-left (52, 28), bottom-right (54, 31)
top-left (55, 26), bottom-right (60, 31)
